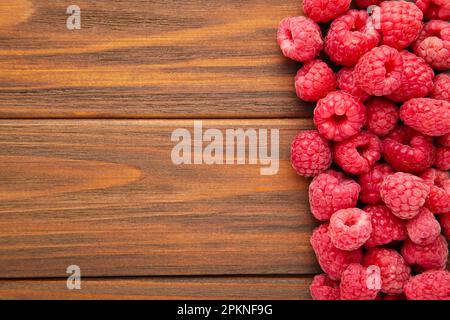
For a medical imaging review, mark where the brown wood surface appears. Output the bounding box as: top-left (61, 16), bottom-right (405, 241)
top-left (0, 119), bottom-right (318, 279)
top-left (0, 276), bottom-right (312, 300)
top-left (0, 0), bottom-right (311, 119)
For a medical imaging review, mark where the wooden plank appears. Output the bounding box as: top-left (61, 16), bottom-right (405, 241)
top-left (0, 119), bottom-right (319, 278)
top-left (0, 276), bottom-right (312, 300)
top-left (0, 0), bottom-right (310, 119)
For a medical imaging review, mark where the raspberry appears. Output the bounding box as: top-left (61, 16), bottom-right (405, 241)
top-left (386, 51), bottom-right (435, 103)
top-left (380, 172), bottom-right (430, 219)
top-left (340, 264), bottom-right (380, 300)
top-left (314, 91), bottom-right (366, 142)
top-left (309, 170), bottom-right (361, 221)
top-left (310, 274), bottom-right (340, 300)
top-left (377, 1), bottom-right (423, 50)
top-left (440, 213), bottom-right (450, 239)
top-left (277, 16), bottom-right (323, 62)
top-left (434, 145), bottom-right (450, 171)
top-left (290, 130), bottom-right (332, 177)
top-left (406, 207), bottom-right (441, 245)
top-left (333, 131), bottom-right (382, 175)
top-left (404, 270), bottom-right (450, 300)
top-left (364, 204), bottom-right (407, 248)
top-left (310, 224), bottom-right (363, 280)
top-left (437, 133), bottom-right (450, 147)
top-left (354, 46), bottom-right (403, 96)
top-left (363, 248), bottom-right (411, 295)
top-left (400, 98), bottom-right (450, 137)
top-left (420, 169), bottom-right (450, 214)
top-left (364, 98), bottom-right (399, 137)
top-left (295, 60), bottom-right (337, 102)
top-left (413, 20), bottom-right (450, 71)
top-left (303, 0), bottom-right (352, 23)
top-left (401, 235), bottom-right (448, 271)
top-left (325, 10), bottom-right (379, 67)
top-left (329, 208), bottom-right (372, 251)
top-left (382, 125), bottom-right (434, 173)
top-left (355, 0), bottom-right (383, 9)
top-left (431, 73), bottom-right (450, 103)
top-left (383, 294), bottom-right (405, 300)
top-left (358, 163), bottom-right (395, 204)
top-left (415, 0), bottom-right (450, 20)
top-left (336, 68), bottom-right (370, 102)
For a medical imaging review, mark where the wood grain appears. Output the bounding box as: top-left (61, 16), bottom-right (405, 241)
top-left (0, 119), bottom-right (319, 278)
top-left (0, 0), bottom-right (311, 119)
top-left (0, 276), bottom-right (312, 300)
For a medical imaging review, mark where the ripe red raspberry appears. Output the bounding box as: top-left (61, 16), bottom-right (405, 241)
top-left (310, 224), bottom-right (363, 280)
top-left (295, 60), bottom-right (337, 102)
top-left (401, 235), bottom-right (448, 271)
top-left (413, 20), bottom-right (450, 71)
top-left (354, 46), bottom-right (403, 96)
top-left (358, 163), bottom-right (394, 204)
top-left (325, 10), bottom-right (379, 67)
top-left (434, 145), bottom-right (450, 171)
top-left (382, 125), bottom-right (434, 173)
top-left (420, 168), bottom-right (449, 186)
top-left (340, 264), bottom-right (380, 300)
top-left (277, 16), bottom-right (323, 62)
top-left (380, 172), bottom-right (431, 219)
top-left (364, 98), bottom-right (399, 137)
top-left (400, 98), bottom-right (450, 137)
top-left (290, 130), bottom-right (332, 177)
top-left (386, 51), bottom-right (435, 102)
top-left (440, 213), bottom-right (450, 239)
top-left (406, 207), bottom-right (441, 245)
top-left (425, 173), bottom-right (450, 214)
top-left (310, 274), bottom-right (340, 300)
top-left (377, 1), bottom-right (423, 50)
top-left (314, 91), bottom-right (366, 142)
top-left (329, 208), bottom-right (372, 251)
top-left (364, 204), bottom-right (407, 248)
top-left (431, 73), bottom-right (450, 103)
top-left (363, 248), bottom-right (411, 295)
top-left (333, 131), bottom-right (382, 175)
top-left (336, 68), bottom-right (370, 102)
top-left (437, 133), bottom-right (450, 147)
top-left (309, 170), bottom-right (361, 221)
top-left (355, 0), bottom-right (383, 9)
top-left (404, 270), bottom-right (450, 300)
top-left (415, 0), bottom-right (450, 20)
top-left (303, 0), bottom-right (352, 23)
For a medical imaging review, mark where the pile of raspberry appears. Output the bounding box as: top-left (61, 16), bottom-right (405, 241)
top-left (279, 0), bottom-right (450, 300)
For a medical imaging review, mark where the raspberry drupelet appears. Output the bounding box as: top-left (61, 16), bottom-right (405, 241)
top-left (325, 10), bottom-right (379, 67)
top-left (309, 170), bottom-right (361, 221)
top-left (295, 60), bottom-right (337, 102)
top-left (277, 16), bottom-right (323, 62)
top-left (290, 130), bottom-right (332, 178)
top-left (314, 91), bottom-right (366, 142)
top-left (354, 46), bottom-right (403, 96)
top-left (333, 131), bottom-right (382, 175)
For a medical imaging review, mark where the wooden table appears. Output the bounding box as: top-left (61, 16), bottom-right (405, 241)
top-left (0, 0), bottom-right (318, 299)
